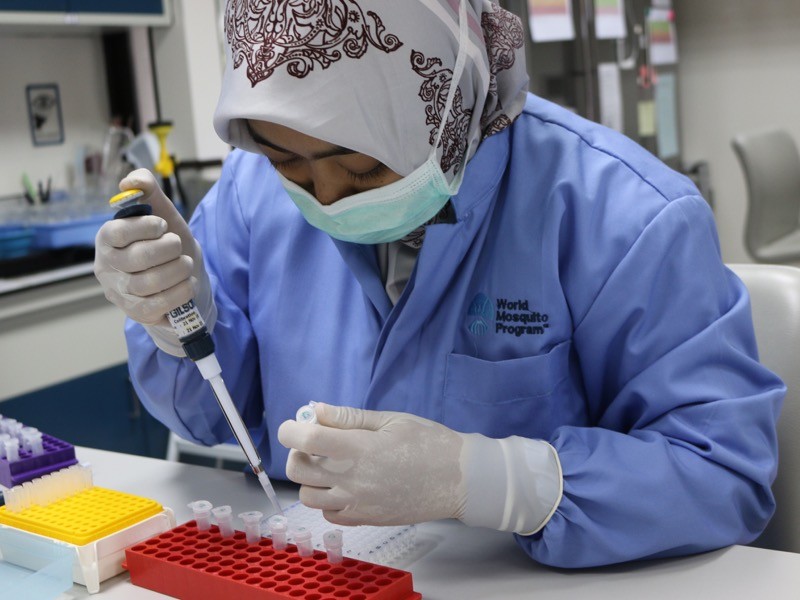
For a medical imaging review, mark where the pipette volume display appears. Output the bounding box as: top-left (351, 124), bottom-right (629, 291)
top-left (108, 190), bottom-right (283, 517)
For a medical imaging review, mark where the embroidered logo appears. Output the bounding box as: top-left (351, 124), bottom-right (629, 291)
top-left (495, 298), bottom-right (550, 336)
top-left (467, 293), bottom-right (495, 336)
top-left (410, 50), bottom-right (473, 175)
top-left (225, 0), bottom-right (403, 86)
top-left (467, 295), bottom-right (551, 337)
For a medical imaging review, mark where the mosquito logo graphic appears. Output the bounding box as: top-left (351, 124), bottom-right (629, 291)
top-left (466, 293), bottom-right (494, 336)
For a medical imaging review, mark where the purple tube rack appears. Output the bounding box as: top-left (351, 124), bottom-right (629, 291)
top-left (0, 434), bottom-right (77, 488)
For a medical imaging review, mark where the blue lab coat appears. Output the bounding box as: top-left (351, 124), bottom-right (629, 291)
top-left (126, 94), bottom-right (784, 568)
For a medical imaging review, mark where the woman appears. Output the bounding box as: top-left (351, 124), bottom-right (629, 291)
top-left (95, 0), bottom-right (783, 568)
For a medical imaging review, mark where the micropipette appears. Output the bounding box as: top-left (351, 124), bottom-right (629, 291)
top-left (109, 189), bottom-right (283, 517)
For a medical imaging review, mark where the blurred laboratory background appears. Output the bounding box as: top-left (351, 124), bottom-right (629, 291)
top-left (0, 0), bottom-right (798, 460)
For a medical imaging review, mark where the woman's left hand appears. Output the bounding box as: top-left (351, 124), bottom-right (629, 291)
top-left (277, 403), bottom-right (467, 526)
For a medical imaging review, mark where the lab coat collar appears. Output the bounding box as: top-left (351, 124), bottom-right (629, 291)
top-left (446, 126), bottom-right (512, 225)
top-left (330, 126), bottom-right (511, 322)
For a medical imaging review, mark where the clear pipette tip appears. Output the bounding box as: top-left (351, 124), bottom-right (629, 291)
top-left (257, 469), bottom-right (284, 517)
top-left (201, 366), bottom-right (283, 518)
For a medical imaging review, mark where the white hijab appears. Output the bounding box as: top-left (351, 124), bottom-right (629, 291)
top-left (214, 0), bottom-right (529, 181)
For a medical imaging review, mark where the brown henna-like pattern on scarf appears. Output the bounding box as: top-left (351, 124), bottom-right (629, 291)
top-left (480, 3), bottom-right (524, 137)
top-left (482, 3), bottom-right (524, 75)
top-left (482, 113), bottom-right (513, 138)
top-left (226, 0), bottom-right (403, 86)
top-left (410, 50), bottom-right (473, 175)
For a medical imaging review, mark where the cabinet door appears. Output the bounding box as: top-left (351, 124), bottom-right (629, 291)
top-left (0, 1), bottom-right (67, 10)
top-left (0, 364), bottom-right (170, 459)
top-left (67, 0), bottom-right (164, 14)
top-left (0, 0), bottom-right (169, 25)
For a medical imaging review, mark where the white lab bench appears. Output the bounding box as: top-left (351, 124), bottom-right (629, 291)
top-left (57, 446), bottom-right (800, 599)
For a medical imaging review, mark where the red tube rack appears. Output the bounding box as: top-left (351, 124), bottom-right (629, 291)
top-left (124, 520), bottom-right (422, 600)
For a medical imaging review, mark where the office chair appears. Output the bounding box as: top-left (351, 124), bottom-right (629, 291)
top-left (728, 263), bottom-right (800, 554)
top-left (732, 129), bottom-right (800, 264)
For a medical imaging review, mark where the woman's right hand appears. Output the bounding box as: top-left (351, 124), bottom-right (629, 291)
top-left (94, 169), bottom-right (214, 356)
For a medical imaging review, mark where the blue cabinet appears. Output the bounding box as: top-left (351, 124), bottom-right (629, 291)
top-left (0, 1), bottom-right (67, 10)
top-left (0, 0), bottom-right (170, 25)
top-left (0, 364), bottom-right (169, 459)
top-left (67, 1), bottom-right (165, 15)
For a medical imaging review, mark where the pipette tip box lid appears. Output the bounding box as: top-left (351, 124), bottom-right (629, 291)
top-left (0, 433), bottom-right (78, 489)
top-left (124, 520), bottom-right (422, 600)
top-left (0, 526), bottom-right (73, 600)
top-left (0, 486), bottom-right (175, 593)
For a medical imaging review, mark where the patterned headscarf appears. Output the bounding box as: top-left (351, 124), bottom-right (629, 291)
top-left (214, 0), bottom-right (528, 182)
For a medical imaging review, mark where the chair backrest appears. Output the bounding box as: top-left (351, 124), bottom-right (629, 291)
top-left (728, 263), bottom-right (800, 553)
top-left (731, 130), bottom-right (800, 260)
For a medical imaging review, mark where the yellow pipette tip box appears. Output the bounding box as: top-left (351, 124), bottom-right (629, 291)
top-left (0, 486), bottom-right (163, 546)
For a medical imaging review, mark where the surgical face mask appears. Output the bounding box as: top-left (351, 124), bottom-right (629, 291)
top-left (277, 156), bottom-right (462, 244)
top-left (275, 1), bottom-right (471, 245)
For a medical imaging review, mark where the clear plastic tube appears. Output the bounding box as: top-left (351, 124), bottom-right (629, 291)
top-left (239, 511), bottom-right (263, 544)
top-left (211, 505), bottom-right (235, 538)
top-left (4, 438), bottom-right (19, 462)
top-left (323, 529), bottom-right (344, 564)
top-left (267, 514), bottom-right (289, 550)
top-left (188, 500), bottom-right (213, 530)
top-left (295, 402), bottom-right (318, 424)
top-left (24, 430), bottom-right (44, 456)
top-left (294, 526), bottom-right (313, 557)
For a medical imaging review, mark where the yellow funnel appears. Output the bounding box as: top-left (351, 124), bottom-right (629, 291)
top-left (149, 121), bottom-right (175, 178)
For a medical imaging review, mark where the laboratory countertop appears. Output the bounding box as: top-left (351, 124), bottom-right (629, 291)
top-left (0, 262), bottom-right (95, 296)
top-left (54, 446), bottom-right (800, 599)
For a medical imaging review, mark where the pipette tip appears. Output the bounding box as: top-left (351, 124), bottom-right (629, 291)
top-left (257, 470), bottom-right (284, 517)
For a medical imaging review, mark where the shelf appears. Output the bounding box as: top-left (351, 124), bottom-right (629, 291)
top-left (0, 0), bottom-right (171, 27)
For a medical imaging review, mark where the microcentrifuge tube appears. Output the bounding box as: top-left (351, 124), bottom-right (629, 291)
top-left (323, 529), bottom-right (344, 564)
top-left (188, 500), bottom-right (214, 531)
top-left (267, 514), bottom-right (289, 550)
top-left (25, 431), bottom-right (44, 456)
top-left (239, 511), bottom-right (263, 544)
top-left (294, 526), bottom-right (313, 557)
top-left (4, 438), bottom-right (19, 462)
top-left (295, 402), bottom-right (318, 424)
top-left (211, 505), bottom-right (235, 538)
top-left (7, 420), bottom-right (22, 438)
top-left (20, 427), bottom-right (38, 448)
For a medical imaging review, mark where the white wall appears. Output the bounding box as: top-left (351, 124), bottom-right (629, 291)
top-left (675, 0), bottom-right (800, 264)
top-left (0, 32), bottom-right (110, 198)
top-left (0, 0), bottom-right (226, 202)
top-left (149, 0), bottom-right (228, 163)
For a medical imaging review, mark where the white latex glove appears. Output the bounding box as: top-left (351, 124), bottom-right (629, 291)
top-left (278, 403), bottom-right (563, 532)
top-left (94, 169), bottom-right (216, 356)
